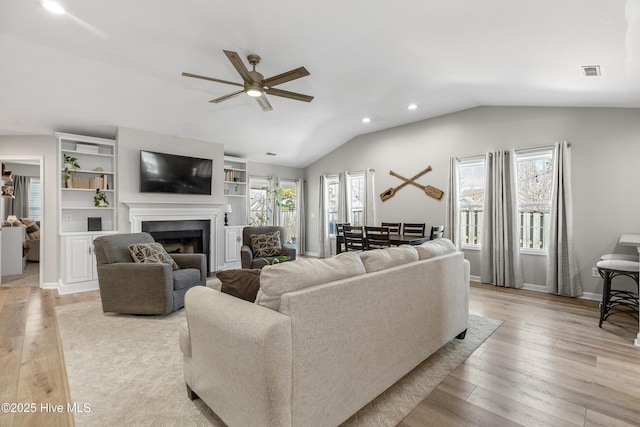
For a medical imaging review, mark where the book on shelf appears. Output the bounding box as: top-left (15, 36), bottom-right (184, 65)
top-left (69, 175), bottom-right (109, 189)
top-left (75, 144), bottom-right (100, 154)
top-left (224, 170), bottom-right (234, 182)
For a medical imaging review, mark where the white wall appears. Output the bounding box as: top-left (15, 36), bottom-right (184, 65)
top-left (304, 106), bottom-right (640, 296)
top-left (0, 135), bottom-right (58, 287)
top-left (248, 161), bottom-right (304, 181)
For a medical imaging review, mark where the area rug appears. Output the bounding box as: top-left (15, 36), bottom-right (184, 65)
top-left (56, 300), bottom-right (501, 426)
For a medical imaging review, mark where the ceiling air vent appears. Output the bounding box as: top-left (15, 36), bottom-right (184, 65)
top-left (581, 65), bottom-right (601, 77)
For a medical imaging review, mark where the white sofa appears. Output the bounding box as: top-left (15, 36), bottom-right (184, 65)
top-left (181, 240), bottom-right (469, 427)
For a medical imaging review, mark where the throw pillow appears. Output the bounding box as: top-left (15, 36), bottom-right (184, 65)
top-left (255, 252), bottom-right (367, 311)
top-left (20, 217), bottom-right (40, 240)
top-left (128, 243), bottom-right (180, 270)
top-left (415, 238), bottom-right (457, 260)
top-left (250, 231), bottom-right (282, 257)
top-left (359, 245), bottom-right (418, 273)
top-left (217, 269), bottom-right (261, 302)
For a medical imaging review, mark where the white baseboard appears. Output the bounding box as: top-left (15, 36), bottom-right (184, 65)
top-left (303, 251), bottom-right (319, 258)
top-left (470, 275), bottom-right (601, 301)
top-left (41, 281), bottom-right (59, 290)
top-left (57, 280), bottom-right (99, 295)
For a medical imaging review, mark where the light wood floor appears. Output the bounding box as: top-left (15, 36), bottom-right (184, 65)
top-left (0, 283), bottom-right (638, 427)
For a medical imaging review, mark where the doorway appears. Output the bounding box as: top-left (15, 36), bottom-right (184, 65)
top-left (0, 157), bottom-right (44, 288)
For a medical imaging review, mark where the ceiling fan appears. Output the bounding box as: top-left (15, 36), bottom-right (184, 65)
top-left (182, 50), bottom-right (313, 112)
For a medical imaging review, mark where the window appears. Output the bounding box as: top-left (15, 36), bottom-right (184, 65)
top-left (249, 176), bottom-right (272, 226)
top-left (516, 149), bottom-right (553, 250)
top-left (458, 157), bottom-right (485, 247)
top-left (346, 171), bottom-right (365, 226)
top-left (278, 179), bottom-right (297, 244)
top-left (28, 177), bottom-right (41, 221)
top-left (326, 175), bottom-right (339, 234)
top-left (323, 171), bottom-right (367, 235)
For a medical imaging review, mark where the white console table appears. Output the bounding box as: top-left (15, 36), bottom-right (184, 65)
top-left (618, 233), bottom-right (640, 347)
top-left (1, 226), bottom-right (26, 276)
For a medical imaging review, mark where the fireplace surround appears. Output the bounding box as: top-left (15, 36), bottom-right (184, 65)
top-left (124, 202), bottom-right (219, 273)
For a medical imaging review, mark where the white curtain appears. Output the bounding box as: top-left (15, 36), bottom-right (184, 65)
top-left (296, 179), bottom-right (305, 255)
top-left (445, 157), bottom-right (461, 248)
top-left (480, 151), bottom-right (523, 288)
top-left (546, 142), bottom-right (583, 296)
top-left (318, 175), bottom-right (331, 258)
top-left (364, 168), bottom-right (377, 226)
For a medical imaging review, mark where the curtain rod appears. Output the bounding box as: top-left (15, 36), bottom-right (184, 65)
top-left (457, 141), bottom-right (571, 160)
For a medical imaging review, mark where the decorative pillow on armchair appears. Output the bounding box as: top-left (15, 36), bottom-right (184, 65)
top-left (250, 231), bottom-right (282, 257)
top-left (128, 243), bottom-right (180, 270)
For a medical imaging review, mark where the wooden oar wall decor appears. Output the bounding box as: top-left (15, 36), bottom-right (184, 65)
top-left (379, 165), bottom-right (444, 201)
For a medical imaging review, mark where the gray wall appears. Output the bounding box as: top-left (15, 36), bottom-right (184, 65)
top-left (0, 135), bottom-right (58, 287)
top-left (304, 106), bottom-right (640, 296)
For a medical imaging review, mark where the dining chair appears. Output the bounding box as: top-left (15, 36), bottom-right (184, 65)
top-left (430, 225), bottom-right (445, 239)
top-left (365, 226), bottom-right (391, 250)
top-left (402, 223), bottom-right (426, 236)
top-left (381, 222), bottom-right (401, 234)
top-left (336, 222), bottom-right (350, 254)
top-left (343, 225), bottom-right (365, 252)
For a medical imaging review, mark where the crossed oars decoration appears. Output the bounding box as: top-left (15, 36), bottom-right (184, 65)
top-left (379, 165), bottom-right (444, 201)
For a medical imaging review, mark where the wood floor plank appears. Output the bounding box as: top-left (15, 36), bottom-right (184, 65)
top-left (421, 388), bottom-right (522, 427)
top-left (450, 361), bottom-right (587, 425)
top-left (584, 409), bottom-right (640, 427)
top-left (466, 385), bottom-right (581, 427)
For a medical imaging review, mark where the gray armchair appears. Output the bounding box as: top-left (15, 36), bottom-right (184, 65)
top-left (93, 232), bottom-right (206, 315)
top-left (241, 226), bottom-right (296, 269)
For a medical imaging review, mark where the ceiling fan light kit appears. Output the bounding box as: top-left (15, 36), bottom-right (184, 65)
top-left (183, 50), bottom-right (313, 111)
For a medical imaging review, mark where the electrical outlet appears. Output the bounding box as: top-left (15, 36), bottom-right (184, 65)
top-left (63, 214), bottom-right (72, 221)
top-left (592, 267), bottom-right (600, 278)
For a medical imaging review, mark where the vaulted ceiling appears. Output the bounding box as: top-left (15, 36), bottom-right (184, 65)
top-left (1, 0), bottom-right (639, 167)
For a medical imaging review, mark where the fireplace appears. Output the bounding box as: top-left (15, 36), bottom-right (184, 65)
top-left (124, 202), bottom-right (220, 273)
top-left (142, 220), bottom-right (210, 269)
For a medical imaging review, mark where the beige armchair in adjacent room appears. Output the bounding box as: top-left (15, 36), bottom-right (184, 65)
top-left (93, 232), bottom-right (206, 315)
top-left (241, 226), bottom-right (296, 269)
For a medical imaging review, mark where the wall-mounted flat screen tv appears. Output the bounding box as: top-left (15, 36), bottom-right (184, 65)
top-left (140, 150), bottom-right (213, 195)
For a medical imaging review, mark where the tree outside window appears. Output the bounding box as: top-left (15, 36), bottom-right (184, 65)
top-left (458, 158), bottom-right (485, 246)
top-left (516, 150), bottom-right (553, 250)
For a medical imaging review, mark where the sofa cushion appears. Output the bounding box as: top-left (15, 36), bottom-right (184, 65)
top-left (256, 252), bottom-right (366, 311)
top-left (173, 268), bottom-right (201, 291)
top-left (129, 242), bottom-right (180, 270)
top-left (359, 245), bottom-right (419, 273)
top-left (251, 231), bottom-right (282, 257)
top-left (217, 269), bottom-right (261, 302)
top-left (415, 238), bottom-right (457, 260)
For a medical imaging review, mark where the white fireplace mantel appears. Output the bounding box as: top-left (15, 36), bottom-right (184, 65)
top-left (123, 201), bottom-right (221, 271)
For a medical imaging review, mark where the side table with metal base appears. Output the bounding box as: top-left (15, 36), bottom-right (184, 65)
top-left (596, 259), bottom-right (639, 328)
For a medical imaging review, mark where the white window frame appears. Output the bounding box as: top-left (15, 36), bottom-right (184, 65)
top-left (458, 156), bottom-right (485, 250)
top-left (515, 148), bottom-right (554, 255)
top-left (325, 174), bottom-right (339, 236)
top-left (346, 171), bottom-right (366, 226)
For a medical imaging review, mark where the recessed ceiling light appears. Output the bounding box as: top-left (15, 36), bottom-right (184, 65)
top-left (42, 1), bottom-right (66, 14)
top-left (408, 104), bottom-right (418, 110)
top-left (362, 117), bottom-right (371, 123)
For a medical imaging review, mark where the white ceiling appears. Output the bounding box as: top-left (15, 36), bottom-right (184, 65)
top-left (1, 0), bottom-right (639, 167)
